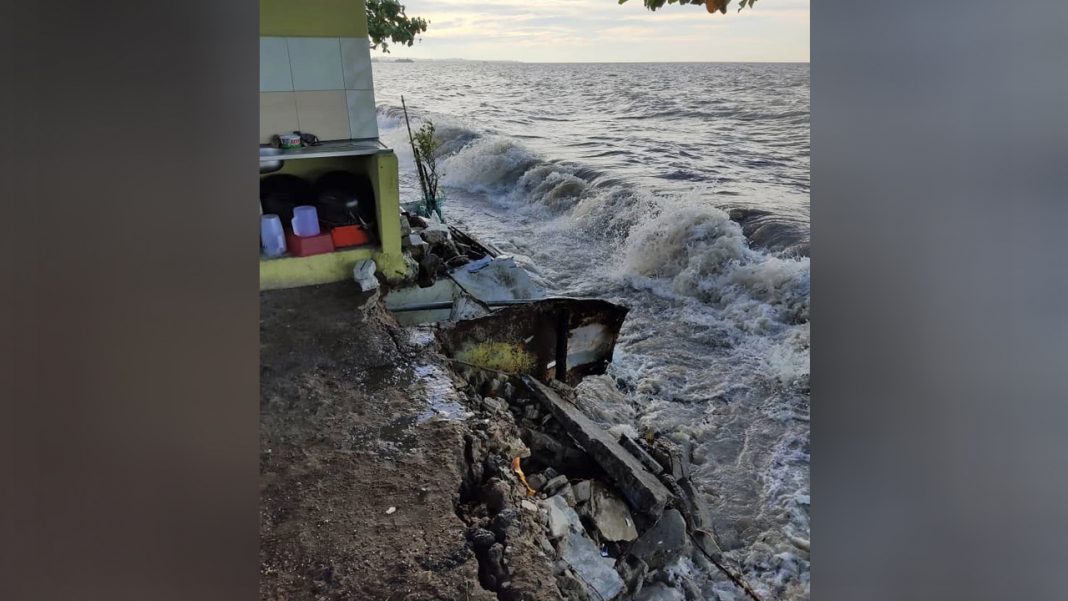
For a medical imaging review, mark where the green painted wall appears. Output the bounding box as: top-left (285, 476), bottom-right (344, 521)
top-left (261, 0), bottom-right (369, 38)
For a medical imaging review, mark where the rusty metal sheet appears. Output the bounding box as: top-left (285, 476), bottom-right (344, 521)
top-left (435, 297), bottom-right (628, 386)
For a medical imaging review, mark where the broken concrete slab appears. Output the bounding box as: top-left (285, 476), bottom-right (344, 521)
top-left (581, 482), bottom-right (638, 542)
top-left (523, 377), bottom-right (671, 519)
top-left (619, 434), bottom-right (665, 476)
top-left (628, 509), bottom-right (689, 570)
top-left (403, 232), bottom-right (429, 254)
top-left (542, 494), bottom-right (582, 540)
top-left (449, 255), bottom-right (546, 304)
top-left (558, 529), bottom-right (625, 601)
top-left (573, 480), bottom-right (592, 504)
top-left (558, 483), bottom-right (577, 507)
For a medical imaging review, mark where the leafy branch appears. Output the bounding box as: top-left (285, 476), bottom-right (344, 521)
top-left (412, 121), bottom-right (442, 210)
top-left (366, 0), bottom-right (428, 53)
top-left (618, 0), bottom-right (758, 14)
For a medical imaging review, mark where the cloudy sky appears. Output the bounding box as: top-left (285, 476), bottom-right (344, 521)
top-left (379, 0), bottom-right (808, 63)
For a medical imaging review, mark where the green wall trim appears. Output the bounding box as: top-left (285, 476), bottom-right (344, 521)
top-left (261, 0), bottom-right (369, 38)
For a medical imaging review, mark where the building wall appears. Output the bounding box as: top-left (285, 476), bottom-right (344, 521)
top-left (259, 0), bottom-right (378, 143)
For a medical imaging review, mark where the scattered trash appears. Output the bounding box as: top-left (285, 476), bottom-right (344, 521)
top-left (353, 259), bottom-right (379, 292)
top-left (512, 456), bottom-right (535, 497)
top-left (385, 506), bottom-right (396, 515)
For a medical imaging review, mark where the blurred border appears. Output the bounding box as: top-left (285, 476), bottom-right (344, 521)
top-left (813, 0), bottom-right (1068, 599)
top-left (1, 1), bottom-right (259, 600)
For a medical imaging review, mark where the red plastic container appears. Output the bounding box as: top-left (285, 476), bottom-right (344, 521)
top-left (330, 224), bottom-right (371, 248)
top-left (285, 230), bottom-right (335, 257)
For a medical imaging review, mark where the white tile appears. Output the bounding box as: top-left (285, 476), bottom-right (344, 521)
top-left (287, 37), bottom-right (344, 91)
top-left (296, 91), bottom-right (350, 141)
top-left (340, 37), bottom-right (374, 90)
top-left (346, 90), bottom-right (379, 139)
top-left (259, 37), bottom-right (292, 92)
top-left (260, 92), bottom-right (299, 143)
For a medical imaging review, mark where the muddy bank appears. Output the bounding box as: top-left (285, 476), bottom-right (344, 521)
top-left (260, 282), bottom-right (498, 600)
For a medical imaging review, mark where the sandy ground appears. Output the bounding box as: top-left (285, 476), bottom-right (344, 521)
top-left (259, 282), bottom-right (497, 600)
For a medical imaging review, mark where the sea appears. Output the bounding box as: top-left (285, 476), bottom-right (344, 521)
top-left (374, 61), bottom-right (810, 601)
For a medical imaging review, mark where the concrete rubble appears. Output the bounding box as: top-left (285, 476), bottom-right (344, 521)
top-left (580, 481), bottom-right (639, 543)
top-left (542, 494), bottom-right (582, 540)
top-left (558, 529), bottom-right (626, 601)
top-left (628, 509), bottom-right (690, 570)
top-left (523, 376), bottom-right (671, 519)
top-left (440, 359), bottom-right (748, 600)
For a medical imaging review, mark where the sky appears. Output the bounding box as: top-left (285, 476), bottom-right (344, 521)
top-left (378, 0), bottom-right (809, 63)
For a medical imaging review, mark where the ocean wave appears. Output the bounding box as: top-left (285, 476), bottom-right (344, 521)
top-left (390, 107), bottom-right (810, 334)
top-left (619, 203), bottom-right (810, 329)
top-left (440, 136), bottom-right (539, 193)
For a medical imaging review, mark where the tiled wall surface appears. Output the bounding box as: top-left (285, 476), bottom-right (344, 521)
top-left (260, 36), bottom-right (378, 143)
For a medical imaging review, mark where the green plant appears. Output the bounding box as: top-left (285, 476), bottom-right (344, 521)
top-left (366, 0), bottom-right (428, 53)
top-left (412, 121), bottom-right (445, 221)
top-left (618, 0), bottom-right (758, 14)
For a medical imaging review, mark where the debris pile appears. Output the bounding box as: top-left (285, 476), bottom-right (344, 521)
top-left (399, 211), bottom-right (497, 287)
top-left (449, 364), bottom-right (762, 601)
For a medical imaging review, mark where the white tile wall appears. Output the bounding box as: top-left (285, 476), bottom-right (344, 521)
top-left (346, 90), bottom-right (378, 139)
top-left (296, 91), bottom-right (350, 141)
top-left (259, 38), bottom-right (293, 92)
top-left (260, 36), bottom-right (378, 141)
top-left (260, 92), bottom-right (299, 143)
top-left (287, 37), bottom-right (344, 91)
top-left (340, 38), bottom-right (375, 90)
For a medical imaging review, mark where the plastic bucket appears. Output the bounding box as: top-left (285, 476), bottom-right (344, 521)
top-left (291, 205), bottom-right (321, 237)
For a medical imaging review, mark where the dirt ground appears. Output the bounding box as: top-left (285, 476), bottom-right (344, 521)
top-left (259, 282), bottom-right (497, 601)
